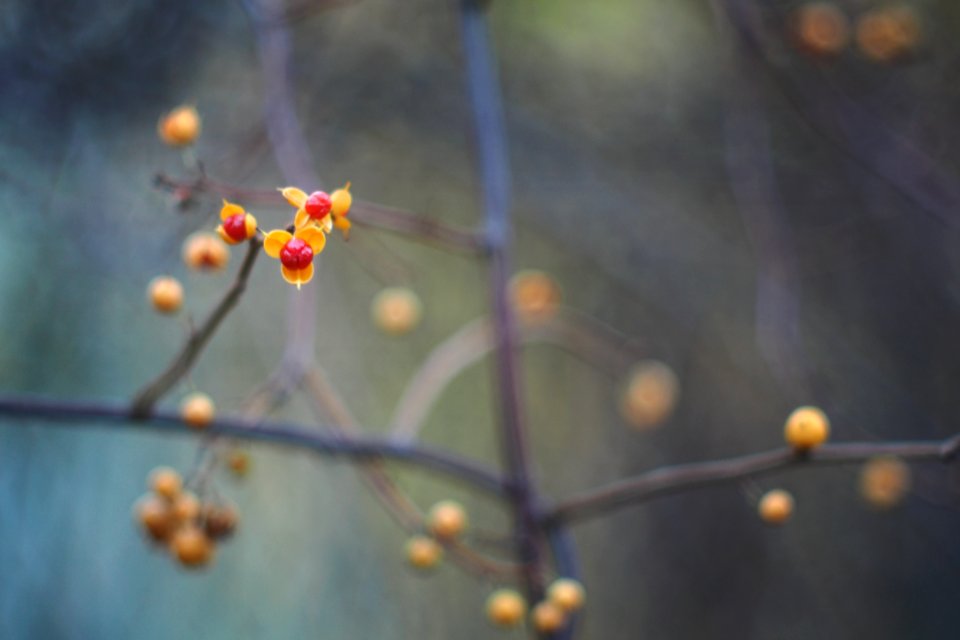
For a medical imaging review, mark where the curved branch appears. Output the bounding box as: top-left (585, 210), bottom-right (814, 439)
top-left (0, 395), bottom-right (505, 495)
top-left (543, 437), bottom-right (960, 527)
top-left (130, 237), bottom-right (262, 418)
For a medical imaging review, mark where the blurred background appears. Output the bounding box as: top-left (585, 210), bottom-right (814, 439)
top-left (2, 0), bottom-right (960, 637)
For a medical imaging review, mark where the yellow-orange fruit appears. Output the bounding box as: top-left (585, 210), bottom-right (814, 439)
top-left (758, 489), bottom-right (795, 525)
top-left (784, 406), bottom-right (830, 450)
top-left (133, 495), bottom-right (176, 542)
top-left (227, 450), bottom-right (251, 477)
top-left (859, 455), bottom-right (910, 509)
top-left (203, 503), bottom-right (239, 539)
top-left (793, 2), bottom-right (850, 57)
top-left (170, 525), bottom-right (215, 568)
top-left (547, 578), bottom-right (586, 612)
top-left (149, 467), bottom-right (182, 501)
top-left (531, 601), bottom-right (566, 634)
top-left (371, 287), bottom-right (422, 336)
top-left (486, 589), bottom-right (526, 627)
top-left (856, 6), bottom-right (920, 63)
top-left (182, 232), bottom-right (230, 272)
top-left (172, 491), bottom-right (201, 523)
top-left (405, 535), bottom-right (443, 570)
top-left (180, 392), bottom-right (215, 430)
top-left (426, 500), bottom-right (468, 540)
top-left (620, 360), bottom-right (679, 430)
top-left (509, 270), bottom-right (562, 325)
top-left (158, 105), bottom-right (201, 147)
top-left (147, 276), bottom-right (184, 314)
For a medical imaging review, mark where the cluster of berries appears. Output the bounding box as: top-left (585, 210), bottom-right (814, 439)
top-left (485, 578), bottom-right (586, 633)
top-left (792, 2), bottom-right (921, 63)
top-left (133, 467), bottom-right (238, 569)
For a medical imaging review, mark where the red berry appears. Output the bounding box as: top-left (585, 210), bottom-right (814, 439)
top-left (279, 238), bottom-right (313, 269)
top-left (222, 214), bottom-right (249, 242)
top-left (304, 191), bottom-right (332, 219)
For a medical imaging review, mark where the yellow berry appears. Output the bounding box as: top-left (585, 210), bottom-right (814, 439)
top-left (170, 525), bottom-right (215, 568)
top-left (547, 578), bottom-right (585, 612)
top-left (158, 105), bottom-right (201, 147)
top-left (531, 601), bottom-right (566, 634)
top-left (485, 589), bottom-right (526, 627)
top-left (133, 494), bottom-right (175, 542)
top-left (758, 489), bottom-right (795, 525)
top-left (227, 450), bottom-right (251, 477)
top-left (203, 503), bottom-right (239, 539)
top-left (509, 270), bottom-right (562, 325)
top-left (149, 466), bottom-right (182, 501)
top-left (405, 535), bottom-right (443, 570)
top-left (784, 406), bottom-right (830, 450)
top-left (620, 361), bottom-right (679, 430)
top-left (426, 500), bottom-right (468, 540)
top-left (792, 2), bottom-right (850, 57)
top-left (331, 183), bottom-right (353, 218)
top-left (856, 6), bottom-right (920, 63)
top-left (371, 287), bottom-right (422, 336)
top-left (172, 491), bottom-right (201, 523)
top-left (182, 232), bottom-right (230, 272)
top-left (859, 455), bottom-right (910, 509)
top-left (147, 276), bottom-right (184, 314)
top-left (180, 392), bottom-right (215, 430)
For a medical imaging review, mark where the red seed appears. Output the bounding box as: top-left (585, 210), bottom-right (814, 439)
top-left (223, 214), bottom-right (248, 242)
top-left (304, 191), bottom-right (332, 219)
top-left (279, 238), bottom-right (313, 269)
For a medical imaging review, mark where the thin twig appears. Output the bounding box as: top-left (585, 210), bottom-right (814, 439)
top-left (130, 238), bottom-right (262, 418)
top-left (543, 437), bottom-right (960, 527)
top-left (0, 394), bottom-right (506, 494)
top-left (154, 173), bottom-right (486, 253)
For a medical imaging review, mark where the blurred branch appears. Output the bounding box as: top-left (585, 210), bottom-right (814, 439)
top-left (155, 173), bottom-right (485, 253)
top-left (0, 394), bottom-right (506, 495)
top-left (543, 437), bottom-right (960, 527)
top-left (130, 238), bottom-right (262, 418)
top-left (461, 0), bottom-right (545, 601)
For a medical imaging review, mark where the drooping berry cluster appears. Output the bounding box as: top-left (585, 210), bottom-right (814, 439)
top-left (133, 467), bottom-right (239, 569)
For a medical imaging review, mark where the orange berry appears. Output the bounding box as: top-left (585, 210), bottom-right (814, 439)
top-left (620, 360), bottom-right (679, 430)
top-left (149, 466), bottom-right (182, 501)
top-left (784, 406), bottom-right (830, 450)
top-left (203, 503), bottom-right (239, 539)
top-left (157, 105), bottom-right (201, 147)
top-left (547, 578), bottom-right (585, 612)
top-left (331, 183), bottom-right (353, 218)
top-left (180, 392), bottom-right (215, 430)
top-left (147, 276), bottom-right (184, 314)
top-left (405, 535), bottom-right (443, 570)
top-left (172, 491), bottom-right (201, 523)
top-left (182, 232), bottom-right (230, 272)
top-left (758, 489), bottom-right (795, 525)
top-left (531, 600), bottom-right (566, 634)
top-left (792, 2), bottom-right (850, 57)
top-left (426, 500), bottom-right (468, 540)
top-left (485, 589), bottom-right (526, 627)
top-left (509, 270), bottom-right (562, 325)
top-left (227, 450), bottom-right (251, 477)
top-left (371, 287), bottom-right (422, 336)
top-left (170, 525), bottom-right (215, 568)
top-left (133, 495), bottom-right (176, 542)
top-left (856, 6), bottom-right (920, 63)
top-left (859, 455), bottom-right (910, 509)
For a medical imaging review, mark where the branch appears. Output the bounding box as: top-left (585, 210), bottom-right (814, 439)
top-left (154, 173), bottom-right (485, 253)
top-left (130, 238), bottom-right (262, 418)
top-left (0, 394), bottom-right (506, 495)
top-left (542, 437), bottom-right (960, 527)
top-left (461, 0), bottom-right (545, 599)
